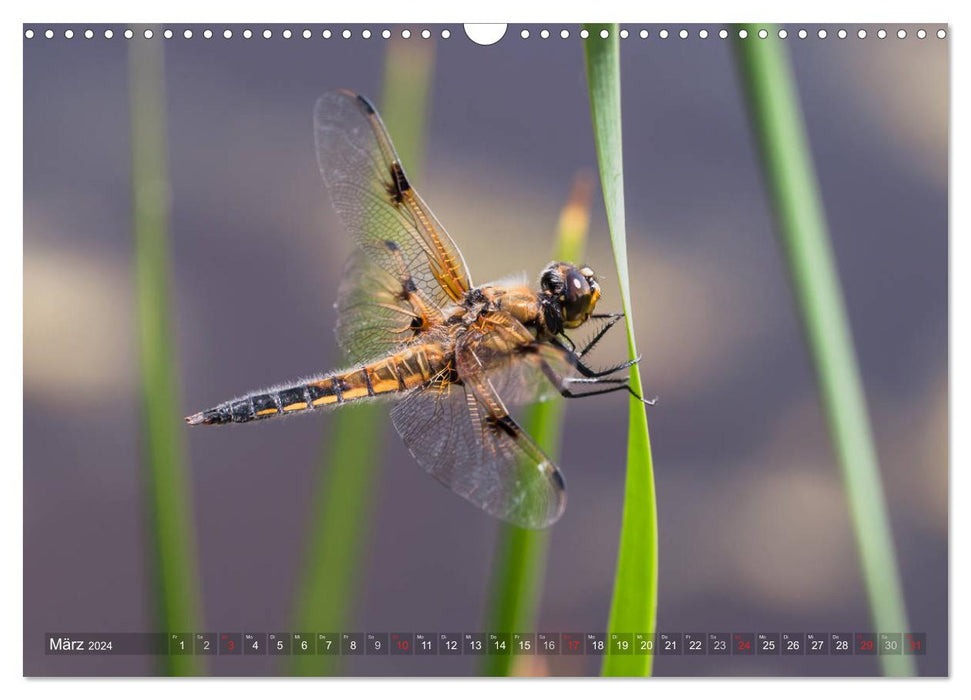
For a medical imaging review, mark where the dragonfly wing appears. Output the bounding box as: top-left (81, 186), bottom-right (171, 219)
top-left (390, 339), bottom-right (567, 529)
top-left (334, 247), bottom-right (446, 361)
top-left (315, 90), bottom-right (473, 351)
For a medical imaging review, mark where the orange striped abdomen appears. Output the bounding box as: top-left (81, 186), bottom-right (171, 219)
top-left (185, 343), bottom-right (447, 425)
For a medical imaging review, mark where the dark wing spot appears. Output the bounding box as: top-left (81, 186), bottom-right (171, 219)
top-left (390, 161), bottom-right (411, 193)
top-left (387, 162), bottom-right (410, 205)
top-left (397, 277), bottom-right (419, 301)
top-left (384, 240), bottom-right (400, 252)
top-left (550, 467), bottom-right (566, 491)
top-left (486, 414), bottom-right (519, 439)
top-left (355, 94), bottom-right (376, 115)
top-left (385, 179), bottom-right (402, 204)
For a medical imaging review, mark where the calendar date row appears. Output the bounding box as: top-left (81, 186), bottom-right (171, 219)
top-left (46, 632), bottom-right (927, 656)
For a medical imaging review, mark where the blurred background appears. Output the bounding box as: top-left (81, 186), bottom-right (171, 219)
top-left (24, 24), bottom-right (947, 676)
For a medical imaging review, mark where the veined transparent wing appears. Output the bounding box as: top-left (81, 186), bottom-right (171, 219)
top-left (390, 322), bottom-right (567, 529)
top-left (333, 247), bottom-right (446, 362)
top-left (315, 90), bottom-right (473, 362)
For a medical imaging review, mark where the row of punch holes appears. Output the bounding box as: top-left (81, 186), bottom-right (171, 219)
top-left (23, 26), bottom-right (948, 42)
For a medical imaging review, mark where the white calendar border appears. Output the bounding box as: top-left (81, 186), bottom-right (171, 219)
top-left (3, 0), bottom-right (966, 696)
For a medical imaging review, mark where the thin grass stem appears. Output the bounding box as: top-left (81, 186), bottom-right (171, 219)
top-left (129, 30), bottom-right (203, 676)
top-left (734, 24), bottom-right (915, 677)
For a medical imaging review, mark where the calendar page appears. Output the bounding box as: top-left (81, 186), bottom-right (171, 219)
top-left (22, 20), bottom-right (948, 678)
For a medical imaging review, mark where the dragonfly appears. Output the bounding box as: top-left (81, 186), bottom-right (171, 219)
top-left (186, 89), bottom-right (651, 529)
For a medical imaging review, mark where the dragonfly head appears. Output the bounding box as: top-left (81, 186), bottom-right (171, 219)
top-left (540, 262), bottom-right (601, 330)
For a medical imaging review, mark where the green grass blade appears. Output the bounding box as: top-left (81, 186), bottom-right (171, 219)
top-left (381, 38), bottom-right (435, 171)
top-left (129, 31), bottom-right (204, 676)
top-left (482, 175), bottom-right (593, 677)
top-left (734, 25), bottom-right (915, 677)
top-left (289, 36), bottom-right (435, 676)
top-left (583, 23), bottom-right (658, 678)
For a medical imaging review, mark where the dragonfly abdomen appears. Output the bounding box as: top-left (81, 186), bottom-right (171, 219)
top-left (185, 352), bottom-right (435, 426)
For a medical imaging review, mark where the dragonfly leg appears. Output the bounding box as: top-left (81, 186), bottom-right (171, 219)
top-left (559, 312), bottom-right (623, 359)
top-left (577, 312), bottom-right (625, 358)
top-left (549, 336), bottom-right (640, 378)
top-left (540, 360), bottom-right (656, 405)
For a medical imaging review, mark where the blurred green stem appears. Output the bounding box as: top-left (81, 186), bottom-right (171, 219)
top-left (734, 24), bottom-right (914, 677)
top-left (289, 37), bottom-right (435, 676)
top-left (583, 23), bottom-right (658, 678)
top-left (482, 175), bottom-right (593, 677)
top-left (129, 31), bottom-right (203, 675)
